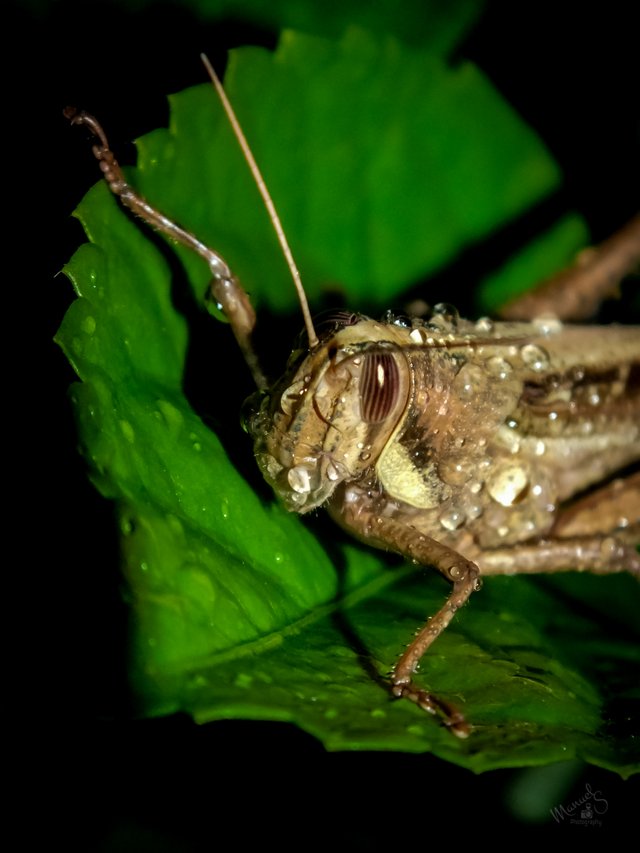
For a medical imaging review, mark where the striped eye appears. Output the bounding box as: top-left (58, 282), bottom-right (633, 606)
top-left (360, 352), bottom-right (401, 423)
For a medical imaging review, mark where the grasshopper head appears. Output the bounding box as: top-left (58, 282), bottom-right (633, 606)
top-left (243, 316), bottom-right (412, 513)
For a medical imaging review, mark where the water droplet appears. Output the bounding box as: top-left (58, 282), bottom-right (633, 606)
top-left (475, 316), bottom-right (494, 333)
top-left (119, 419), bottom-right (135, 443)
top-left (487, 464), bottom-right (530, 506)
top-left (274, 552), bottom-right (284, 564)
top-left (548, 411), bottom-right (558, 421)
top-left (82, 315), bottom-right (96, 335)
top-left (534, 439), bottom-right (546, 456)
top-left (432, 302), bottom-right (459, 322)
top-left (455, 363), bottom-right (486, 400)
top-left (140, 561), bottom-right (149, 573)
top-left (280, 379), bottom-right (307, 415)
top-left (326, 460), bottom-right (342, 481)
top-left (520, 343), bottom-right (550, 372)
top-left (589, 391), bottom-right (601, 406)
top-left (439, 457), bottom-right (470, 486)
top-left (569, 365), bottom-right (586, 383)
top-left (486, 356), bottom-right (513, 379)
top-left (220, 499), bottom-right (230, 520)
top-left (599, 537), bottom-right (621, 561)
top-left (467, 503), bottom-right (483, 520)
top-left (440, 508), bottom-right (466, 531)
top-left (167, 515), bottom-right (183, 535)
top-left (359, 451), bottom-right (371, 462)
top-left (120, 517), bottom-right (134, 535)
top-left (409, 327), bottom-right (429, 345)
top-left (156, 399), bottom-right (184, 434)
top-left (532, 316), bottom-right (563, 335)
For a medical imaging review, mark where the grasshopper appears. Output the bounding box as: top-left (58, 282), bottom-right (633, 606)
top-left (66, 56), bottom-right (640, 737)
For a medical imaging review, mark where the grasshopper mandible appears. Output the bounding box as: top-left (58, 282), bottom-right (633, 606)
top-left (66, 55), bottom-right (640, 738)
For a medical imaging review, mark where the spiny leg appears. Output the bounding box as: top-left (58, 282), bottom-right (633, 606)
top-left (499, 214), bottom-right (640, 322)
top-left (332, 504), bottom-right (480, 737)
top-left (390, 544), bottom-right (479, 739)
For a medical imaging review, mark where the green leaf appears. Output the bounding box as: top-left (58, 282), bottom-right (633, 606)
top-left (58, 30), bottom-right (639, 775)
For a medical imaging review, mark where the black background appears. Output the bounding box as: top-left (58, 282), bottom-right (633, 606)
top-left (12, 0), bottom-right (640, 847)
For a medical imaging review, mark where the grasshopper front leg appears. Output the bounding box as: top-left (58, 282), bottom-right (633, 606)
top-left (329, 494), bottom-right (479, 737)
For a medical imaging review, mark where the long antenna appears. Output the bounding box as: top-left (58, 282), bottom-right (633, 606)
top-left (200, 53), bottom-right (319, 350)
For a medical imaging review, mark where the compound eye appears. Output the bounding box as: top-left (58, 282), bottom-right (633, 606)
top-left (360, 352), bottom-right (401, 424)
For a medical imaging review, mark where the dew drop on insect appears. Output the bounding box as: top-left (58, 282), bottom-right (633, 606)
top-left (475, 316), bottom-right (494, 333)
top-left (532, 316), bottom-right (563, 335)
top-left (325, 460), bottom-right (342, 482)
top-left (439, 458), bottom-right (471, 487)
top-left (280, 379), bottom-right (307, 415)
top-left (569, 365), bottom-right (586, 383)
top-left (589, 391), bottom-right (601, 406)
top-left (520, 343), bottom-right (550, 372)
top-left (600, 537), bottom-right (622, 562)
top-left (455, 363), bottom-right (486, 400)
top-left (486, 356), bottom-right (513, 379)
top-left (534, 439), bottom-right (546, 456)
top-left (439, 508), bottom-right (466, 531)
top-left (288, 465), bottom-right (312, 494)
top-left (359, 451), bottom-right (372, 462)
top-left (487, 464), bottom-right (529, 506)
top-left (409, 327), bottom-right (430, 345)
top-left (432, 302), bottom-right (459, 323)
top-left (465, 503), bottom-right (483, 520)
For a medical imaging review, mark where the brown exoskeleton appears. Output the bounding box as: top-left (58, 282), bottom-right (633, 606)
top-left (66, 56), bottom-right (640, 738)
